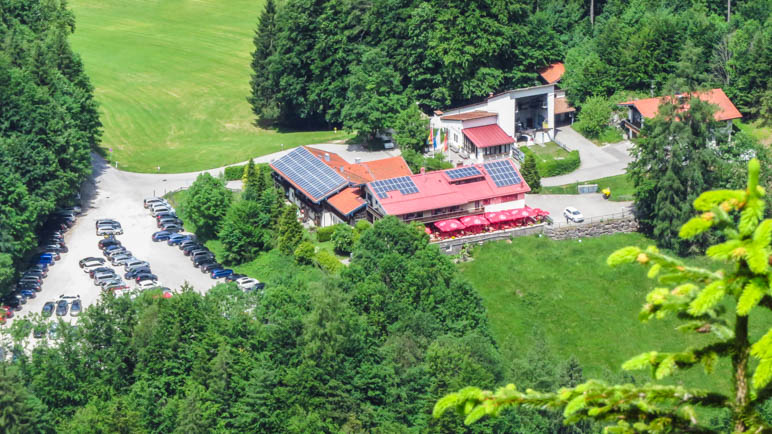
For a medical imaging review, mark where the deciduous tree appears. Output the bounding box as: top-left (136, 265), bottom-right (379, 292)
top-left (182, 173), bottom-right (232, 241)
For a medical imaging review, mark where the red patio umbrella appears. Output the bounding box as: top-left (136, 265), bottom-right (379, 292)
top-left (507, 208), bottom-right (532, 220)
top-left (424, 226), bottom-right (432, 235)
top-left (460, 215), bottom-right (490, 227)
top-left (484, 211), bottom-right (515, 224)
top-left (162, 291), bottom-right (173, 299)
top-left (533, 208), bottom-right (550, 216)
top-left (434, 219), bottom-right (466, 232)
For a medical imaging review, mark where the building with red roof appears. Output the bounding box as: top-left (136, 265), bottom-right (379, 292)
top-left (365, 159), bottom-right (530, 224)
top-left (536, 62), bottom-right (575, 127)
top-left (270, 146), bottom-right (412, 227)
top-left (430, 84), bottom-right (558, 163)
top-left (537, 62), bottom-right (565, 84)
top-left (618, 88), bottom-right (741, 138)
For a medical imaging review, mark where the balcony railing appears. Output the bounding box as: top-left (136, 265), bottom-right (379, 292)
top-left (401, 208), bottom-right (485, 224)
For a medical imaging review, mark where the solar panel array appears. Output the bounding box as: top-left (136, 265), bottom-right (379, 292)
top-left (483, 160), bottom-right (522, 187)
top-left (272, 147), bottom-right (347, 200)
top-left (370, 176), bottom-right (419, 199)
top-left (445, 166), bottom-right (482, 180)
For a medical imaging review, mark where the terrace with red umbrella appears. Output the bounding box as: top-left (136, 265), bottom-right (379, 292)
top-left (459, 215), bottom-right (490, 234)
top-left (434, 219), bottom-right (466, 239)
top-left (484, 211), bottom-right (516, 230)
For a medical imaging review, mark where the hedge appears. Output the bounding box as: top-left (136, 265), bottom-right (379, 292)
top-left (224, 164), bottom-right (246, 181)
top-left (315, 249), bottom-right (342, 274)
top-left (316, 225), bottom-right (338, 242)
top-left (537, 150), bottom-right (580, 177)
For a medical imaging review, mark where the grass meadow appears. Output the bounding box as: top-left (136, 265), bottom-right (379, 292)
top-left (458, 233), bottom-right (772, 395)
top-left (69, 0), bottom-right (347, 173)
top-left (541, 173), bottom-right (635, 201)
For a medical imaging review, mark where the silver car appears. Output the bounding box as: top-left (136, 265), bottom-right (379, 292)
top-left (97, 227), bottom-right (123, 236)
top-left (93, 272), bottom-right (118, 285)
top-left (111, 254), bottom-right (134, 266)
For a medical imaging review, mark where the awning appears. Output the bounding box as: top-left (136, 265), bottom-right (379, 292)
top-left (462, 124), bottom-right (515, 149)
top-left (434, 219), bottom-right (466, 232)
top-left (484, 211), bottom-right (515, 223)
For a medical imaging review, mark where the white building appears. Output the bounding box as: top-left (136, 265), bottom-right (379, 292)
top-left (430, 84), bottom-right (557, 163)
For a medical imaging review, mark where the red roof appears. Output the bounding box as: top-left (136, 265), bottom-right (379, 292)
top-left (537, 62), bottom-right (565, 84)
top-left (306, 147), bottom-right (411, 184)
top-left (555, 98), bottom-right (576, 114)
top-left (619, 89), bottom-right (742, 121)
top-left (441, 111), bottom-right (497, 121)
top-left (327, 187), bottom-right (366, 216)
top-left (462, 124), bottom-right (515, 148)
top-left (367, 159), bottom-right (530, 216)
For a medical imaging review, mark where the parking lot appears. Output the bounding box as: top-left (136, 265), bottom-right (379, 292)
top-left (4, 157), bottom-right (221, 329)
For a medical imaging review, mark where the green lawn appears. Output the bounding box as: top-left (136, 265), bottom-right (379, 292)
top-left (735, 119), bottom-right (772, 146)
top-left (540, 173), bottom-right (635, 201)
top-left (69, 0), bottom-right (349, 173)
top-left (458, 233), bottom-right (771, 394)
top-left (523, 141), bottom-right (568, 160)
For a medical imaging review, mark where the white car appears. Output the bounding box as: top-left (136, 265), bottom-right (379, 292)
top-left (237, 278), bottom-right (259, 290)
top-left (80, 259), bottom-right (104, 270)
top-left (136, 280), bottom-right (159, 290)
top-left (97, 227), bottom-right (123, 236)
top-left (563, 207), bottom-right (585, 223)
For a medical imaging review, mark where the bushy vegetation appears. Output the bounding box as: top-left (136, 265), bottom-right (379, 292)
top-left (522, 145), bottom-right (581, 177)
top-left (181, 173), bottom-right (233, 241)
top-left (0, 0), bottom-right (101, 298)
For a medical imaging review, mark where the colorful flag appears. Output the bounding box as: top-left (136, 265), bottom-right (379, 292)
top-left (443, 130), bottom-right (448, 152)
top-left (433, 128), bottom-right (438, 150)
top-left (428, 127), bottom-right (433, 146)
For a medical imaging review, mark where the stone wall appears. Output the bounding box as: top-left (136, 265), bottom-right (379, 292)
top-left (544, 217), bottom-right (639, 240)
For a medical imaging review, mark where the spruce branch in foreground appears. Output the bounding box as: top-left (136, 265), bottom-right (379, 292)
top-left (434, 159), bottom-right (772, 433)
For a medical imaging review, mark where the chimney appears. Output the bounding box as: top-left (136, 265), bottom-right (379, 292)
top-left (355, 157), bottom-right (361, 164)
top-left (420, 167), bottom-right (426, 175)
top-left (324, 153), bottom-right (330, 162)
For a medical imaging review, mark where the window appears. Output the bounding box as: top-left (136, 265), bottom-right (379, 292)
top-left (454, 133), bottom-right (458, 143)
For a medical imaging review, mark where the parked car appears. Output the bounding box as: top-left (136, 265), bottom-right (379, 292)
top-left (30, 262), bottom-right (49, 273)
top-left (137, 280), bottom-right (159, 290)
top-left (94, 272), bottom-right (119, 286)
top-left (69, 299), bottom-right (82, 316)
top-left (225, 273), bottom-right (245, 282)
top-left (18, 275), bottom-right (41, 285)
top-left (192, 252), bottom-right (215, 265)
top-left (124, 260), bottom-right (149, 271)
top-left (167, 234), bottom-right (191, 246)
top-left (236, 278), bottom-right (260, 290)
top-left (180, 241), bottom-right (200, 252)
top-left (563, 207), bottom-right (585, 223)
top-left (125, 267), bottom-right (152, 279)
top-left (107, 248), bottom-right (131, 259)
top-left (2, 305), bottom-right (14, 318)
top-left (244, 282), bottom-right (266, 292)
top-left (126, 262), bottom-right (151, 274)
top-left (151, 207), bottom-right (172, 217)
top-left (3, 297), bottom-right (21, 311)
top-left (110, 254), bottom-right (134, 266)
top-left (152, 231), bottom-right (172, 242)
top-left (89, 266), bottom-right (114, 278)
top-left (39, 252), bottom-right (60, 262)
top-left (98, 238), bottom-right (121, 250)
top-left (22, 270), bottom-right (46, 281)
top-left (97, 226), bottom-right (123, 236)
top-left (95, 218), bottom-right (120, 229)
top-left (144, 197), bottom-right (164, 208)
top-left (160, 223), bottom-right (183, 233)
top-left (105, 282), bottom-right (130, 291)
top-left (134, 273), bottom-right (158, 283)
top-left (157, 217), bottom-right (182, 228)
top-left (149, 201), bottom-right (169, 211)
top-left (188, 248), bottom-right (210, 258)
top-left (200, 262), bottom-right (222, 273)
top-left (155, 211), bottom-right (178, 221)
top-left (79, 257), bottom-right (105, 268)
top-left (42, 301), bottom-right (55, 317)
top-left (18, 289), bottom-right (36, 300)
top-left (17, 281), bottom-right (41, 292)
top-left (56, 299), bottom-right (69, 316)
top-left (100, 277), bottom-right (125, 288)
top-left (182, 244), bottom-right (204, 255)
top-left (211, 268), bottom-right (233, 279)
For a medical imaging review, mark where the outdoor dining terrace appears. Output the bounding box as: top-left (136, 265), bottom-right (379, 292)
top-left (425, 206), bottom-right (550, 242)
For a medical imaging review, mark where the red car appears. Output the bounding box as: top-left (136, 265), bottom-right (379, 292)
top-left (1, 306), bottom-right (12, 319)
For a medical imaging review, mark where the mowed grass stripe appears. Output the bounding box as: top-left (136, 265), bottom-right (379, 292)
top-left (70, 0), bottom-right (347, 173)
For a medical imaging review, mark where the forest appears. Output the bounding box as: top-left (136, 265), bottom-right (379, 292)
top-left (250, 0), bottom-right (771, 136)
top-left (0, 0), bottom-right (101, 294)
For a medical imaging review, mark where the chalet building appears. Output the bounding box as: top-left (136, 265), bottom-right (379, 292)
top-left (537, 62), bottom-right (576, 127)
top-left (270, 146), bottom-right (412, 227)
top-left (364, 159), bottom-right (530, 224)
top-left (618, 88), bottom-right (742, 139)
top-left (430, 84), bottom-right (557, 163)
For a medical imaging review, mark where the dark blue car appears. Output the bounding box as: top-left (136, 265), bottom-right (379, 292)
top-left (152, 231), bottom-right (171, 242)
top-left (167, 234), bottom-right (191, 246)
top-left (210, 268), bottom-right (233, 279)
top-left (37, 254), bottom-right (54, 266)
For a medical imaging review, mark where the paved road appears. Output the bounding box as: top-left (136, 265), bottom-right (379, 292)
top-left (2, 144), bottom-right (400, 332)
top-left (527, 193), bottom-right (633, 223)
top-left (541, 127), bottom-right (633, 187)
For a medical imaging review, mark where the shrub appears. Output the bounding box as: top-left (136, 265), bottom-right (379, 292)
top-left (315, 225), bottom-right (337, 242)
top-left (315, 249), bottom-right (342, 274)
top-left (294, 242), bottom-right (316, 265)
top-left (537, 150), bottom-right (580, 177)
top-left (575, 95), bottom-right (612, 139)
top-left (224, 164), bottom-right (246, 181)
top-left (332, 224), bottom-right (354, 255)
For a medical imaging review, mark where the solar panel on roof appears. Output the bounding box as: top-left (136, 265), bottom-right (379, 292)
top-left (445, 166), bottom-right (482, 179)
top-left (272, 147), bottom-right (347, 201)
top-left (483, 160), bottom-right (522, 187)
top-left (370, 176), bottom-right (419, 199)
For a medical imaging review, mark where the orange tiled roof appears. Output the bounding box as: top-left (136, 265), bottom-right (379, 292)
top-left (307, 147), bottom-right (412, 184)
top-left (554, 97), bottom-right (576, 114)
top-left (327, 187), bottom-right (366, 216)
top-left (619, 88), bottom-right (742, 121)
top-left (537, 62), bottom-right (565, 84)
